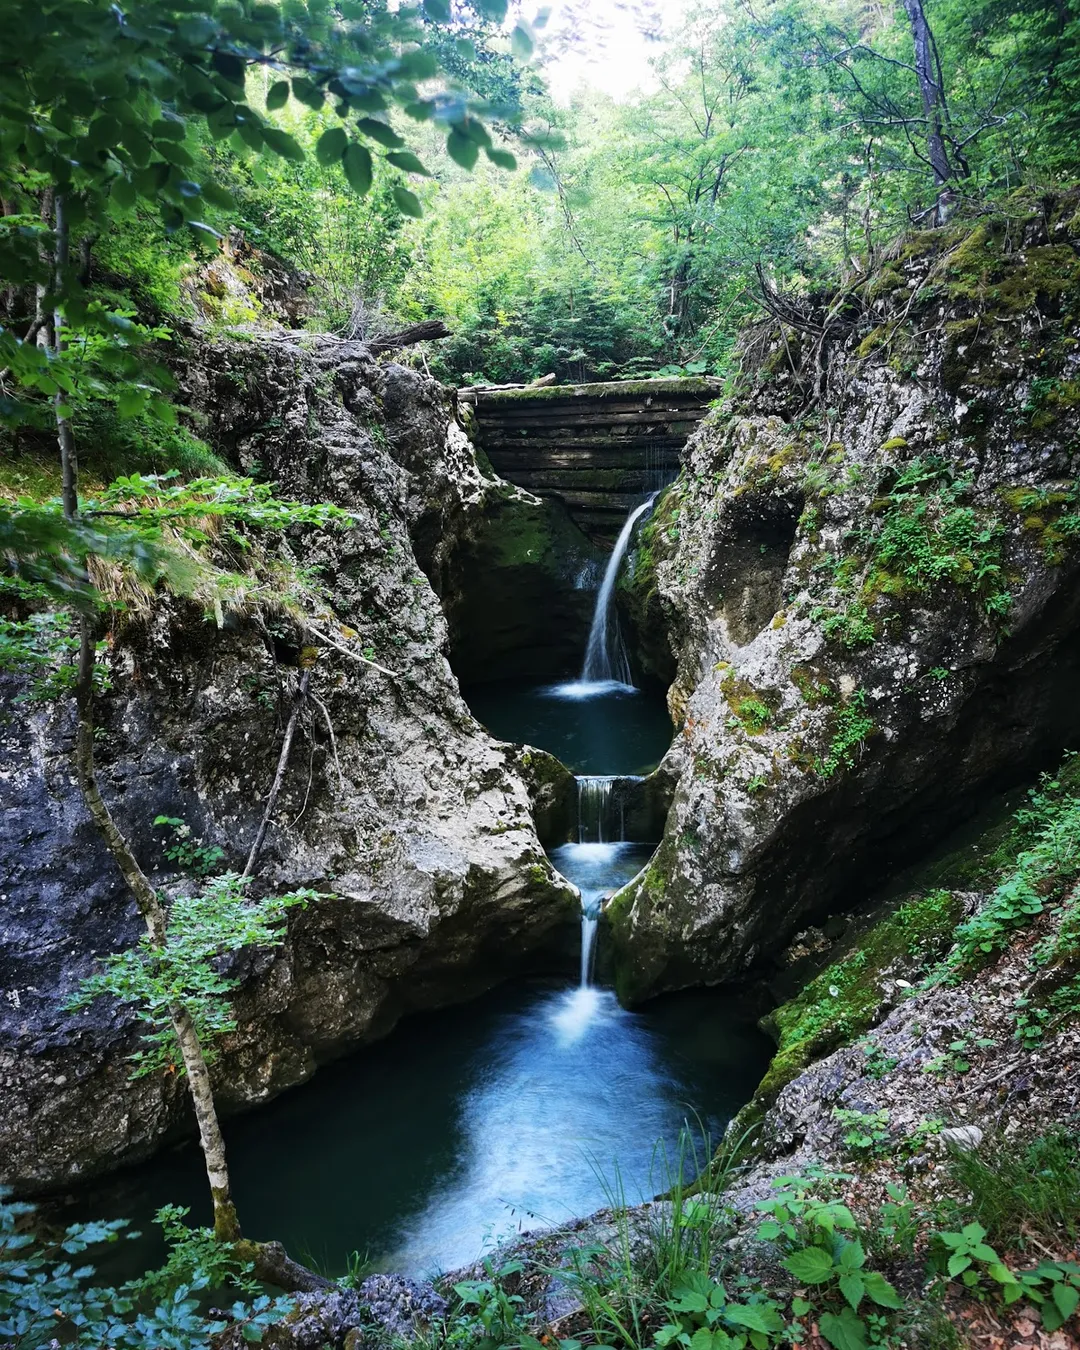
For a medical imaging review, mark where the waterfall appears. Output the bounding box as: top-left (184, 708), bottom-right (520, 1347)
top-left (577, 775), bottom-right (625, 844)
top-left (580, 494), bottom-right (657, 687)
top-left (574, 776), bottom-right (626, 986)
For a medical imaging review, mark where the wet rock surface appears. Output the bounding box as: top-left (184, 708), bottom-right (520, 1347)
top-left (0, 333), bottom-right (578, 1193)
top-left (610, 195), bottom-right (1080, 1002)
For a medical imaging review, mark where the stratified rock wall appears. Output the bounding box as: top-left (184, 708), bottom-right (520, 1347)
top-left (0, 333), bottom-right (577, 1193)
top-left (609, 192), bottom-right (1080, 1002)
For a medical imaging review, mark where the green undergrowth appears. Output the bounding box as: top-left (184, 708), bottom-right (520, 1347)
top-left (807, 455), bottom-right (1015, 652)
top-left (738, 752), bottom-right (1080, 1123)
top-left (1, 414), bottom-right (227, 504)
top-left (410, 1132), bottom-right (1080, 1350)
top-left (752, 887), bottom-right (965, 1109)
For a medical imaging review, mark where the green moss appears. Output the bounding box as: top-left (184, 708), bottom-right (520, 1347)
top-left (471, 376), bottom-right (720, 404)
top-left (879, 436), bottom-right (908, 452)
top-left (754, 887), bottom-right (965, 1106)
top-left (855, 326), bottom-right (890, 359)
top-left (791, 665), bottom-right (833, 707)
top-left (721, 674), bottom-right (778, 734)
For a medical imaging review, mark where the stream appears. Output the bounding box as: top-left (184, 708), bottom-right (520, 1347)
top-left (71, 492), bottom-right (772, 1280)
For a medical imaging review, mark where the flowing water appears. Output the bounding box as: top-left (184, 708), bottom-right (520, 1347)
top-left (580, 493), bottom-right (657, 686)
top-left (71, 491), bottom-right (773, 1283)
top-left (72, 980), bottom-right (770, 1281)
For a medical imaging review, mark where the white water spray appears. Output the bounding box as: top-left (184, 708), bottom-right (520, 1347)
top-left (580, 494), bottom-right (657, 686)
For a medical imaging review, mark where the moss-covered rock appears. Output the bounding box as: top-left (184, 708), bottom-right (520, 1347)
top-left (609, 189), bottom-right (1080, 1007)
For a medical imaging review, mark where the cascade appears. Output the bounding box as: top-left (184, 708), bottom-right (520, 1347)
top-left (572, 775), bottom-right (628, 987)
top-left (577, 775), bottom-right (619, 843)
top-left (580, 493), bottom-right (657, 687)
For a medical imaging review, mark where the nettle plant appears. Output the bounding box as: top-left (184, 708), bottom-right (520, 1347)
top-left (933, 1223), bottom-right (1080, 1333)
top-left (754, 1174), bottom-right (903, 1350)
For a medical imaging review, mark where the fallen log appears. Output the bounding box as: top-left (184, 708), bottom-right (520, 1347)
top-left (366, 319), bottom-right (451, 353)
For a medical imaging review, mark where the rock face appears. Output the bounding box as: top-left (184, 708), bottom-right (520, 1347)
top-left (436, 480), bottom-right (603, 687)
top-left (0, 332), bottom-right (578, 1194)
top-left (609, 193), bottom-right (1080, 1003)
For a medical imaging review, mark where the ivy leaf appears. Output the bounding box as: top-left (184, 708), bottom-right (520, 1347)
top-left (446, 128), bottom-right (479, 170)
top-left (385, 150), bottom-right (430, 175)
top-left (316, 127), bottom-right (348, 166)
top-left (818, 1308), bottom-right (868, 1350)
top-left (782, 1247), bottom-right (834, 1284)
top-left (391, 185), bottom-right (422, 218)
top-left (342, 142), bottom-right (373, 195)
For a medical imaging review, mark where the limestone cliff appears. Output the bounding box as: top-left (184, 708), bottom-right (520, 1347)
top-left (0, 331), bottom-right (577, 1193)
top-left (610, 190), bottom-right (1080, 1002)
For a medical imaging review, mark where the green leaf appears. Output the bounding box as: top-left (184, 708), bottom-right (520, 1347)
top-left (1052, 1282), bottom-right (1079, 1321)
top-left (391, 185), bottom-right (422, 218)
top-left (688, 1327), bottom-right (716, 1350)
top-left (266, 81), bottom-right (290, 110)
top-left (446, 128), bottom-right (479, 170)
top-left (511, 23), bottom-right (534, 58)
top-left (110, 176), bottom-right (137, 211)
top-left (385, 150), bottom-right (430, 176)
top-left (485, 147), bottom-right (517, 171)
top-left (818, 1308), bottom-right (868, 1350)
top-left (423, 0), bottom-right (451, 19)
top-left (291, 77), bottom-right (324, 110)
top-left (316, 126), bottom-right (348, 166)
top-left (199, 181), bottom-right (236, 211)
top-left (838, 1274), bottom-right (864, 1311)
top-left (261, 127), bottom-right (305, 162)
top-left (836, 1241), bottom-right (866, 1271)
top-left (861, 1271), bottom-right (902, 1309)
top-left (342, 142), bottom-right (373, 195)
top-left (947, 1254), bottom-right (972, 1277)
top-left (356, 117), bottom-right (404, 148)
top-left (725, 1304), bottom-right (784, 1334)
top-left (782, 1247), bottom-right (834, 1284)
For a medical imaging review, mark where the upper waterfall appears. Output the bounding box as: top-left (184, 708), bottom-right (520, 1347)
top-left (580, 494), bottom-right (657, 687)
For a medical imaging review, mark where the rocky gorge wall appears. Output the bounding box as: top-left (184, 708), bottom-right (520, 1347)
top-left (0, 330), bottom-right (580, 1194)
top-left (608, 190), bottom-right (1080, 1003)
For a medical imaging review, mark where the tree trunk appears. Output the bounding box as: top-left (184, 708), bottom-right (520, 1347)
top-left (365, 319), bottom-right (451, 353)
top-left (52, 195), bottom-right (78, 523)
top-left (900, 0), bottom-right (966, 220)
top-left (35, 188), bottom-right (55, 351)
top-left (73, 621), bottom-right (242, 1242)
top-left (242, 666), bottom-right (312, 882)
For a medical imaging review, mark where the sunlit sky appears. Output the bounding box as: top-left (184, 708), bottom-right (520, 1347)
top-left (534, 0), bottom-right (686, 102)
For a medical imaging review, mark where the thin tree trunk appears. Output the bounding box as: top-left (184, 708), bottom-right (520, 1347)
top-left (900, 0), bottom-right (966, 220)
top-left (73, 622), bottom-right (242, 1242)
top-left (242, 666), bottom-right (312, 881)
top-left (52, 196), bottom-right (79, 523)
top-left (35, 188), bottom-right (55, 351)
